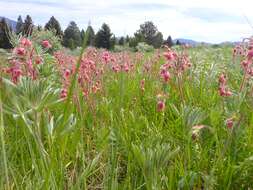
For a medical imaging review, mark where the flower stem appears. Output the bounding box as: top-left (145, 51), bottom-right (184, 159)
top-left (0, 90), bottom-right (10, 189)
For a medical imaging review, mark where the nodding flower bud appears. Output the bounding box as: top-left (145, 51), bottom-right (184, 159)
top-left (157, 100), bottom-right (165, 112)
top-left (64, 69), bottom-right (71, 78)
top-left (60, 88), bottom-right (67, 98)
top-left (102, 51), bottom-right (110, 63)
top-left (15, 47), bottom-right (26, 56)
top-left (226, 118), bottom-right (234, 129)
top-left (161, 70), bottom-right (171, 82)
top-left (140, 79), bottom-right (145, 91)
top-left (163, 51), bottom-right (176, 61)
top-left (247, 68), bottom-right (253, 76)
top-left (42, 40), bottom-right (52, 49)
top-left (35, 56), bottom-right (42, 64)
top-left (219, 73), bottom-right (226, 84)
top-left (241, 60), bottom-right (250, 70)
top-left (20, 38), bottom-right (32, 47)
top-left (247, 49), bottom-right (253, 59)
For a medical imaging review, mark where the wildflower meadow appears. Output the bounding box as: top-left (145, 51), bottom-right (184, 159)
top-left (1, 32), bottom-right (253, 190)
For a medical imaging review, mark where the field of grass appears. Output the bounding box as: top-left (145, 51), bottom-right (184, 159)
top-left (1, 39), bottom-right (253, 190)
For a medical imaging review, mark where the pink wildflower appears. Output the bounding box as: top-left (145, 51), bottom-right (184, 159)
top-left (20, 38), bottom-right (32, 47)
top-left (60, 88), bottom-right (67, 98)
top-left (15, 47), bottom-right (26, 56)
top-left (157, 100), bottom-right (165, 112)
top-left (226, 118), bottom-right (234, 129)
top-left (42, 40), bottom-right (52, 49)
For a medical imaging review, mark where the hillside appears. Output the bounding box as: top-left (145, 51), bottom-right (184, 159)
top-left (0, 16), bottom-right (17, 31)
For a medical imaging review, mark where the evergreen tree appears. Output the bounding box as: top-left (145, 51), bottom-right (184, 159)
top-left (45, 16), bottom-right (62, 37)
top-left (80, 29), bottom-right (85, 42)
top-left (0, 18), bottom-right (12, 49)
top-left (153, 32), bottom-right (163, 48)
top-left (176, 40), bottom-right (181, 45)
top-left (129, 37), bottom-right (139, 48)
top-left (165, 35), bottom-right (174, 47)
top-left (16, 15), bottom-right (23, 34)
top-left (22, 15), bottom-right (33, 36)
top-left (139, 21), bottom-right (157, 44)
top-left (37, 25), bottom-right (42, 31)
top-left (118, 37), bottom-right (125, 45)
top-left (95, 23), bottom-right (113, 49)
top-left (110, 35), bottom-right (116, 49)
top-left (86, 25), bottom-right (95, 46)
top-left (62, 21), bottom-right (81, 49)
top-left (134, 21), bottom-right (163, 48)
top-left (125, 35), bottom-right (130, 43)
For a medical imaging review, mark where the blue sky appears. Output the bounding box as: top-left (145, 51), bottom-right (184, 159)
top-left (0, 0), bottom-right (253, 43)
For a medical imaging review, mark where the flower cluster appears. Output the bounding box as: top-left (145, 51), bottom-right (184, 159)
top-left (233, 44), bottom-right (245, 57)
top-left (218, 73), bottom-right (232, 97)
top-left (54, 51), bottom-right (76, 98)
top-left (110, 52), bottom-right (134, 73)
top-left (240, 39), bottom-right (253, 76)
top-left (4, 38), bottom-right (40, 83)
top-left (55, 49), bottom-right (109, 98)
top-left (3, 38), bottom-right (53, 84)
top-left (160, 46), bottom-right (191, 83)
top-left (156, 93), bottom-right (168, 112)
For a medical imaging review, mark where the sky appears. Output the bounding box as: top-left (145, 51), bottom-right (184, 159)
top-left (0, 0), bottom-right (253, 43)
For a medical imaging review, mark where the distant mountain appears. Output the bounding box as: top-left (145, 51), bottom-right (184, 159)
top-left (173, 38), bottom-right (214, 46)
top-left (219, 41), bottom-right (241, 46)
top-left (173, 38), bottom-right (200, 46)
top-left (174, 38), bottom-right (242, 47)
top-left (0, 16), bottom-right (17, 31)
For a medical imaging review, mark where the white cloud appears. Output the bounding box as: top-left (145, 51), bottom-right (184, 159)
top-left (0, 0), bottom-right (253, 43)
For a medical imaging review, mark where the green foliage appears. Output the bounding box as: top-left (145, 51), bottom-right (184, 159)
top-left (32, 29), bottom-right (62, 53)
top-left (15, 15), bottom-right (23, 34)
top-left (44, 16), bottom-right (63, 37)
top-left (118, 36), bottom-right (125, 46)
top-left (85, 25), bottom-right (95, 46)
top-left (136, 42), bottom-right (154, 52)
top-left (22, 15), bottom-right (33, 36)
top-left (95, 23), bottom-right (114, 50)
top-left (152, 31), bottom-right (163, 48)
top-left (80, 29), bottom-right (85, 42)
top-left (114, 45), bottom-right (133, 52)
top-left (0, 18), bottom-right (13, 49)
top-left (62, 21), bottom-right (81, 50)
top-left (134, 21), bottom-right (164, 48)
top-left (176, 39), bottom-right (181, 45)
top-left (165, 35), bottom-right (174, 47)
top-left (129, 36), bottom-right (139, 48)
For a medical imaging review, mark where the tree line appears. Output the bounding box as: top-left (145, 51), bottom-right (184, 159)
top-left (0, 15), bottom-right (179, 50)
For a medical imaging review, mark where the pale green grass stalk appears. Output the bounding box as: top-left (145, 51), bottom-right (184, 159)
top-left (0, 89), bottom-right (10, 189)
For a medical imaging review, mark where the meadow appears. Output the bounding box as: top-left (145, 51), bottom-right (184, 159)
top-left (0, 34), bottom-right (253, 190)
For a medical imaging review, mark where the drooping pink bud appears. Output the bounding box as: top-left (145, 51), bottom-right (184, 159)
top-left (140, 79), bottom-right (145, 91)
top-left (163, 52), bottom-right (175, 61)
top-left (102, 51), bottom-right (110, 63)
top-left (226, 118), bottom-right (234, 129)
top-left (42, 40), bottom-right (52, 49)
top-left (219, 74), bottom-right (226, 84)
top-left (162, 71), bottom-right (171, 82)
top-left (35, 56), bottom-right (42, 64)
top-left (247, 49), bottom-right (253, 59)
top-left (60, 88), bottom-right (67, 98)
top-left (157, 100), bottom-right (165, 112)
top-left (64, 69), bottom-right (71, 78)
top-left (20, 38), bottom-right (32, 47)
top-left (15, 47), bottom-right (26, 56)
